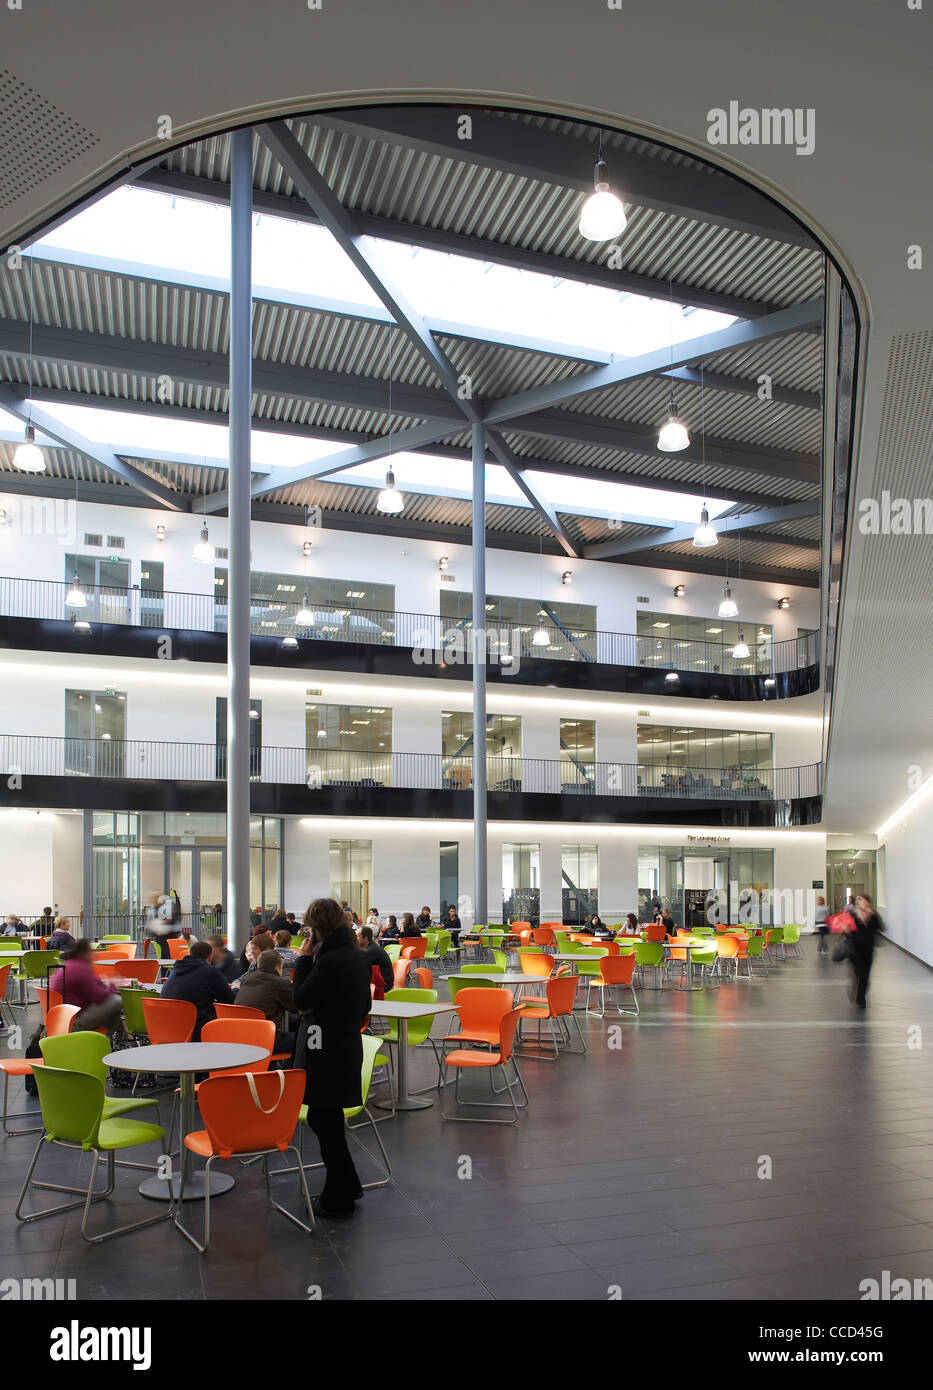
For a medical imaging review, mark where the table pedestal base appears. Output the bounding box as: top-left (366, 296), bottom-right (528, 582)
top-left (139, 1170), bottom-right (236, 1202)
top-left (374, 1095), bottom-right (432, 1112)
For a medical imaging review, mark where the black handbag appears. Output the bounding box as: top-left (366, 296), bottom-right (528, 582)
top-left (832, 936), bottom-right (853, 963)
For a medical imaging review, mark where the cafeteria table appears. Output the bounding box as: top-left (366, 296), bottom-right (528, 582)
top-left (102, 1041), bottom-right (269, 1201)
top-left (454, 970), bottom-right (546, 1002)
top-left (367, 999), bottom-right (453, 1112)
top-left (665, 936), bottom-right (709, 991)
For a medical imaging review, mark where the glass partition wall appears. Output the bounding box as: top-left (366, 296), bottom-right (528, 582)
top-left (636, 610), bottom-right (774, 675)
top-left (442, 711), bottom-right (522, 791)
top-left (214, 570), bottom-right (395, 642)
top-left (637, 844), bottom-right (774, 927)
top-left (502, 843), bottom-right (541, 924)
top-left (441, 591), bottom-right (597, 661)
top-left (306, 704), bottom-right (393, 786)
top-left (637, 724), bottom-right (773, 796)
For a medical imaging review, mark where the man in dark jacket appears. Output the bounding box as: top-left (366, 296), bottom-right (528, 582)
top-left (161, 940), bottom-right (234, 1039)
top-left (359, 926), bottom-right (393, 992)
top-left (206, 934), bottom-right (240, 982)
top-left (293, 899), bottom-right (372, 1217)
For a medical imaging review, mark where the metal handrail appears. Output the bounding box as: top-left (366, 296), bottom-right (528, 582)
top-left (0, 732), bottom-right (823, 800)
top-left (0, 575), bottom-right (820, 674)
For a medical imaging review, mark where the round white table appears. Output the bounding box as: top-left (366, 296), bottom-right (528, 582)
top-left (102, 1041), bottom-right (269, 1201)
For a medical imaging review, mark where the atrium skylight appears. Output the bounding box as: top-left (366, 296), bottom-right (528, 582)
top-left (36, 186), bottom-right (736, 359)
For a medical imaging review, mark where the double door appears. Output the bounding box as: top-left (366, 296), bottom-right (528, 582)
top-left (165, 846), bottom-right (226, 926)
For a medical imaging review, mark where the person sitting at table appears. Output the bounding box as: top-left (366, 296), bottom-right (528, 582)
top-left (161, 939), bottom-right (235, 1039)
top-left (50, 939), bottom-right (123, 1034)
top-left (658, 910), bottom-right (676, 936)
top-left (586, 913), bottom-right (614, 939)
top-left (2, 913), bottom-right (24, 936)
top-left (293, 898), bottom-right (372, 1217)
top-left (380, 914), bottom-right (400, 940)
top-left (366, 907), bottom-right (380, 928)
top-left (235, 949), bottom-right (297, 1059)
top-left (359, 925), bottom-right (394, 992)
top-left (237, 925), bottom-right (275, 975)
top-left (414, 906), bottom-right (433, 934)
top-left (443, 904), bottom-right (462, 946)
top-left (273, 929), bottom-right (300, 970)
top-left (622, 913), bottom-right (639, 935)
top-left (400, 911), bottom-right (421, 938)
top-left (48, 916), bottom-right (76, 950)
top-left (31, 907), bottom-right (55, 935)
top-left (206, 933), bottom-right (240, 983)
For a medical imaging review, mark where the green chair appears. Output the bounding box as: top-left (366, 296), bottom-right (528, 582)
top-left (16, 1066), bottom-right (168, 1243)
top-left (39, 1031), bottom-right (160, 1122)
top-left (384, 943), bottom-right (401, 964)
top-left (764, 925), bottom-right (785, 963)
top-left (0, 940), bottom-right (24, 952)
top-left (100, 935), bottom-right (132, 943)
top-left (11, 950), bottom-right (60, 1011)
top-left (381, 988), bottom-right (443, 1079)
top-left (781, 924), bottom-right (803, 959)
top-left (118, 987), bottom-right (151, 1041)
top-left (290, 936), bottom-right (303, 949)
top-left (745, 933), bottom-right (768, 975)
top-left (634, 942), bottom-right (668, 990)
top-left (447, 975), bottom-right (498, 1006)
top-left (678, 941), bottom-right (719, 988)
top-left (461, 963), bottom-right (504, 975)
top-left (423, 930), bottom-right (444, 968)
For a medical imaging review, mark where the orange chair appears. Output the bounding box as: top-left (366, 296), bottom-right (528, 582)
top-left (586, 954), bottom-right (638, 1018)
top-left (142, 997), bottom-right (196, 1044)
top-left (93, 944), bottom-right (137, 960)
top-left (91, 961), bottom-right (121, 980)
top-left (437, 985), bottom-right (515, 1087)
top-left (392, 959), bottom-right (411, 990)
top-left (214, 1002), bottom-right (265, 1020)
top-left (414, 967), bottom-right (433, 990)
top-left (0, 997), bottom-right (79, 1136)
top-left (441, 1008), bottom-right (528, 1124)
top-left (517, 975), bottom-right (586, 1057)
top-left (200, 1018), bottom-right (274, 1073)
top-left (174, 1070), bottom-right (313, 1252)
top-left (530, 927), bottom-right (555, 949)
top-left (114, 959), bottom-right (160, 986)
top-left (712, 934), bottom-right (742, 980)
top-left (518, 951), bottom-right (553, 1001)
top-left (399, 938), bottom-right (426, 960)
top-left (167, 938), bottom-right (190, 961)
top-left (644, 922), bottom-right (667, 943)
top-left (32, 986), bottom-right (63, 1025)
top-left (510, 921), bottom-right (531, 932)
top-left (45, 1004), bottom-right (81, 1036)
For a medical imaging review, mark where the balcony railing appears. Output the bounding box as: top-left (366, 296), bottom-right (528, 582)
top-left (0, 575), bottom-right (819, 676)
top-left (0, 734), bottom-right (823, 801)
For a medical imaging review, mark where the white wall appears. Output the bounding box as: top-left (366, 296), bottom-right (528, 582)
top-left (0, 491), bottom-right (820, 643)
top-left (879, 797), bottom-right (933, 967)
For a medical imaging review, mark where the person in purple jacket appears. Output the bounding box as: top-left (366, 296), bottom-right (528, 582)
top-left (50, 939), bottom-right (123, 1033)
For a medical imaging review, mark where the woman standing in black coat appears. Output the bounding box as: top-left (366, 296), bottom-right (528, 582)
top-left (844, 893), bottom-right (884, 1008)
top-left (293, 898), bottom-right (373, 1217)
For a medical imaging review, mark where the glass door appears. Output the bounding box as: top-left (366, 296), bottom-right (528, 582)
top-left (65, 689), bottom-right (126, 776)
top-left (165, 846), bottom-right (226, 930)
top-left (65, 555), bottom-right (130, 624)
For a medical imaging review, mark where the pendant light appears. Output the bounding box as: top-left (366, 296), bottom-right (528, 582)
top-left (296, 600), bottom-right (313, 625)
top-left (192, 524), bottom-right (215, 564)
top-left (691, 366), bottom-right (717, 548)
top-left (718, 583), bottom-right (738, 618)
top-left (282, 635), bottom-right (298, 650)
top-left (693, 506), bottom-right (718, 548)
top-left (579, 132), bottom-right (627, 241)
top-left (376, 468), bottom-right (404, 514)
top-left (376, 327), bottom-right (404, 514)
top-left (657, 216), bottom-right (689, 452)
top-left (65, 574), bottom-right (87, 609)
top-left (532, 619), bottom-right (550, 647)
top-left (14, 257), bottom-right (46, 473)
top-left (732, 630), bottom-right (750, 659)
top-left (73, 617), bottom-right (91, 633)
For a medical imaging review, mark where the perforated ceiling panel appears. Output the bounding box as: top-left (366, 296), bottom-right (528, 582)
top-left (0, 69), bottom-right (100, 211)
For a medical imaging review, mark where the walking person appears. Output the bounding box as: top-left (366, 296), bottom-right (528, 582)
top-left (840, 893), bottom-right (884, 1008)
top-left (293, 898), bottom-right (372, 1217)
top-left (814, 894), bottom-right (829, 955)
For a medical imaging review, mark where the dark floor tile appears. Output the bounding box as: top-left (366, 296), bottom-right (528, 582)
top-left (483, 1268), bottom-right (610, 1300)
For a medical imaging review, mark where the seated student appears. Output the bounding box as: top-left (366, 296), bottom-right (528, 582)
top-left (622, 913), bottom-right (640, 935)
top-left (2, 914), bottom-right (24, 936)
top-left (585, 913), bottom-right (614, 939)
top-left (50, 940), bottom-right (123, 1034)
top-left (414, 905), bottom-right (434, 934)
top-left (443, 903), bottom-right (462, 946)
top-left (235, 949), bottom-right (296, 1058)
top-left (48, 917), bottom-right (76, 950)
top-left (359, 925), bottom-right (394, 992)
top-left (366, 907), bottom-right (380, 928)
top-left (658, 909), bottom-right (676, 935)
top-left (380, 914), bottom-right (401, 940)
top-left (400, 911), bottom-right (421, 938)
top-left (285, 911), bottom-right (298, 929)
top-left (161, 939), bottom-right (235, 1039)
top-left (238, 925), bottom-right (274, 975)
top-left (206, 933), bottom-right (240, 982)
top-left (273, 929), bottom-right (299, 972)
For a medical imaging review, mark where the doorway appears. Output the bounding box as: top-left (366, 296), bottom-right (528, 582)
top-left (165, 846), bottom-right (226, 925)
top-left (65, 555), bottom-right (131, 624)
top-left (65, 689), bottom-right (126, 776)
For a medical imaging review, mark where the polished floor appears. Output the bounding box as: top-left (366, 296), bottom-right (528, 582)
top-left (3, 938), bottom-right (933, 1301)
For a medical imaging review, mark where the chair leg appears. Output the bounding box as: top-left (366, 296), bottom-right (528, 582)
top-left (262, 1148), bottom-right (315, 1234)
top-left (2, 1068), bottom-right (43, 1136)
top-left (347, 1108), bottom-right (392, 1189)
top-left (80, 1149), bottom-right (172, 1245)
top-left (174, 1152), bottom-right (212, 1253)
